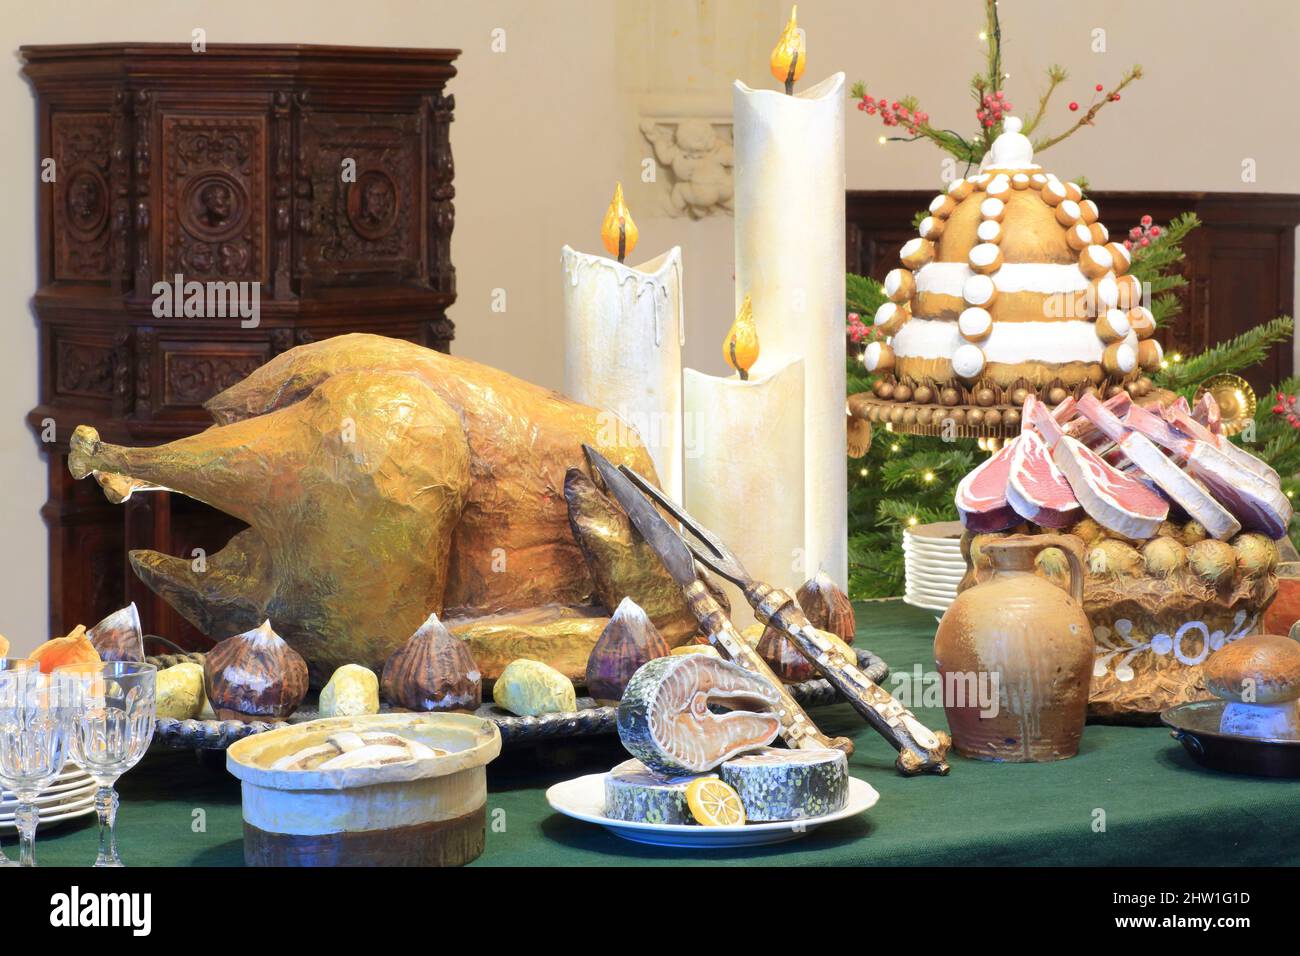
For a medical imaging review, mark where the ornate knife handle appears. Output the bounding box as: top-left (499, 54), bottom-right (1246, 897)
top-left (683, 579), bottom-right (854, 757)
top-left (746, 583), bottom-right (951, 776)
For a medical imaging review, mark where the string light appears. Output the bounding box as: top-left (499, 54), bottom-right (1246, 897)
top-left (878, 136), bottom-right (887, 145)
top-left (907, 516), bottom-right (919, 526)
top-left (859, 467), bottom-right (869, 477)
top-left (890, 442), bottom-right (900, 453)
top-left (1171, 353), bottom-right (1183, 364)
top-left (978, 31), bottom-right (987, 40)
top-left (922, 470), bottom-right (935, 483)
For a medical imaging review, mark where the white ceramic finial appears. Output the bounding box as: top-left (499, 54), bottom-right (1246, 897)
top-left (981, 115), bottom-right (1038, 171)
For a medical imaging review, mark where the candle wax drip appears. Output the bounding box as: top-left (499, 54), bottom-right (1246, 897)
top-left (561, 249), bottom-right (685, 349)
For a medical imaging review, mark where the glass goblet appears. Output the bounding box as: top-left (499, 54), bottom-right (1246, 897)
top-left (55, 662), bottom-right (156, 867)
top-left (0, 665), bottom-right (68, 867)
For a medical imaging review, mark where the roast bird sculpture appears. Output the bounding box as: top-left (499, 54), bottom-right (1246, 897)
top-left (67, 334), bottom-right (658, 683)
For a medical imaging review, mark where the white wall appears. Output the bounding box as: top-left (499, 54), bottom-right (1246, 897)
top-left (2, 0), bottom-right (1297, 652)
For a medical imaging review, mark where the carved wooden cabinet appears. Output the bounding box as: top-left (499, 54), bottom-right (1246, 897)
top-left (848, 190), bottom-right (1300, 394)
top-left (22, 44), bottom-right (459, 644)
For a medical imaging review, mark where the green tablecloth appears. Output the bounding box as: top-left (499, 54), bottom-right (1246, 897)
top-left (14, 600), bottom-right (1300, 867)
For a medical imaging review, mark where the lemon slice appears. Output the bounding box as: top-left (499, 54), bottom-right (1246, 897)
top-left (686, 778), bottom-right (746, 827)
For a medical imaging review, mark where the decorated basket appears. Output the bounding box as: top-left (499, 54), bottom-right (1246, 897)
top-left (961, 521), bottom-right (1279, 722)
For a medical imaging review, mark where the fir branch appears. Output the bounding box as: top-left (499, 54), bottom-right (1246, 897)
top-left (1154, 316), bottom-right (1295, 393)
top-left (847, 272), bottom-right (886, 317)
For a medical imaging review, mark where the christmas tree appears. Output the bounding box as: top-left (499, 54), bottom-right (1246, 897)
top-left (844, 0), bottom-right (1295, 599)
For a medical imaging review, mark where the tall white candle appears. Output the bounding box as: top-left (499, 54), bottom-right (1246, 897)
top-left (732, 71), bottom-right (847, 589)
top-left (562, 245), bottom-right (685, 499)
top-left (684, 357), bottom-right (805, 628)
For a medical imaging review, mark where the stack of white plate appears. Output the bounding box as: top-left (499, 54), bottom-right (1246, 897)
top-left (0, 763), bottom-right (97, 833)
top-left (902, 520), bottom-right (967, 613)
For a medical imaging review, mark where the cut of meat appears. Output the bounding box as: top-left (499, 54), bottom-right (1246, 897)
top-left (1063, 392), bottom-right (1131, 449)
top-left (1184, 442), bottom-right (1293, 539)
top-left (1113, 433), bottom-right (1241, 540)
top-left (1124, 403), bottom-right (1196, 457)
top-left (1024, 396), bottom-right (1065, 446)
top-left (1162, 404), bottom-right (1281, 487)
top-left (1051, 435), bottom-right (1168, 539)
top-left (1192, 392), bottom-right (1222, 434)
top-left (955, 438), bottom-right (1021, 532)
top-left (719, 747), bottom-right (848, 821)
top-left (1006, 429), bottom-right (1081, 527)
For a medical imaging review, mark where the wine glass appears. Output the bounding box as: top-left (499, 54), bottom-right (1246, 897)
top-left (0, 663), bottom-right (68, 867)
top-left (55, 662), bottom-right (156, 867)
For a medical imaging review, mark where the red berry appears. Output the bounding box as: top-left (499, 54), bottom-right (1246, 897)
top-left (1111, 93), bottom-right (1120, 101)
top-left (1140, 215), bottom-right (1152, 226)
top-left (1124, 240), bottom-right (1133, 249)
top-left (1149, 226), bottom-right (1161, 237)
top-left (1068, 102), bottom-right (1079, 111)
top-left (1139, 237), bottom-right (1150, 247)
top-left (1275, 404), bottom-right (1286, 415)
top-left (995, 90), bottom-right (1005, 99)
top-left (1095, 84), bottom-right (1104, 92)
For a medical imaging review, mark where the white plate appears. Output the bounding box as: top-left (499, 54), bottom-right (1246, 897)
top-left (902, 540), bottom-right (964, 556)
top-left (904, 568), bottom-right (964, 584)
top-left (905, 582), bottom-right (960, 599)
top-left (903, 591), bottom-right (954, 612)
top-left (0, 782), bottom-right (96, 813)
top-left (1, 774), bottom-right (93, 801)
top-left (545, 773), bottom-right (879, 848)
top-left (0, 792), bottom-right (97, 833)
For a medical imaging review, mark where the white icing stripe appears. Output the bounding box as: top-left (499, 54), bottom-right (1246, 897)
top-left (893, 318), bottom-right (1106, 365)
top-left (915, 262), bottom-right (1091, 297)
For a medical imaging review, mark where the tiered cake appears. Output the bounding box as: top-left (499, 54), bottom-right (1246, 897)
top-left (849, 117), bottom-right (1161, 439)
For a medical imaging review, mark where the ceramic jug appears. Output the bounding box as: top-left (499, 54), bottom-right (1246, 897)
top-left (934, 533), bottom-right (1092, 762)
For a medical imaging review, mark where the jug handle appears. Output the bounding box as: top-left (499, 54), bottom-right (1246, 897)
top-left (983, 533), bottom-right (1086, 604)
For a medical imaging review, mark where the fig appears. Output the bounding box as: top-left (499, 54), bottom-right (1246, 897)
top-left (795, 570), bottom-right (856, 644)
top-left (585, 598), bottom-right (670, 705)
top-left (382, 613), bottom-right (481, 713)
top-left (204, 620), bottom-right (308, 722)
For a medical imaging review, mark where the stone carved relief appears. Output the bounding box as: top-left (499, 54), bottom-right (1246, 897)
top-left (639, 118), bottom-right (734, 218)
top-left (52, 114), bottom-right (113, 279)
top-left (163, 116), bottom-right (265, 281)
top-left (299, 111), bottom-right (420, 277)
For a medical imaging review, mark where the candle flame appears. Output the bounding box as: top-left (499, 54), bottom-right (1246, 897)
top-left (770, 5), bottom-right (806, 90)
top-left (723, 296), bottom-right (760, 380)
top-left (600, 182), bottom-right (638, 262)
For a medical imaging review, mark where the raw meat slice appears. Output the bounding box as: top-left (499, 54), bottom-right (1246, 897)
top-left (1063, 392), bottom-right (1132, 449)
top-left (1006, 429), bottom-right (1081, 527)
top-left (1025, 396), bottom-right (1066, 446)
top-left (1162, 404), bottom-right (1281, 487)
top-left (955, 438), bottom-right (1021, 532)
top-left (1052, 435), bottom-right (1169, 539)
top-left (1192, 392), bottom-right (1223, 434)
top-left (1113, 436), bottom-right (1240, 540)
top-left (616, 654), bottom-right (781, 776)
top-left (1184, 442), bottom-right (1293, 539)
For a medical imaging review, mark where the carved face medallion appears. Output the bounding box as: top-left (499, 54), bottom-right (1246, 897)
top-left (64, 168), bottom-right (108, 242)
top-left (182, 172), bottom-right (249, 242)
top-left (346, 170), bottom-right (398, 240)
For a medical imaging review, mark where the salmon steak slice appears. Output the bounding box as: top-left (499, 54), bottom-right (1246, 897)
top-left (616, 655), bottom-right (782, 777)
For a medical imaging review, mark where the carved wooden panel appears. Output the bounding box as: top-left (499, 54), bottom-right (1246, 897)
top-left (160, 341), bottom-right (270, 409)
top-left (53, 334), bottom-right (115, 400)
top-left (52, 113), bottom-right (113, 280)
top-left (162, 114), bottom-right (267, 283)
top-left (298, 111), bottom-right (422, 280)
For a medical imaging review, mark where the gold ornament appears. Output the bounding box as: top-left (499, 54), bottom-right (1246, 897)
top-left (1194, 373), bottom-right (1257, 437)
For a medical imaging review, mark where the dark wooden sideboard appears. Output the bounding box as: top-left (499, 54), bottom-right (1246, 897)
top-left (848, 190), bottom-right (1300, 395)
top-left (22, 43), bottom-right (459, 644)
